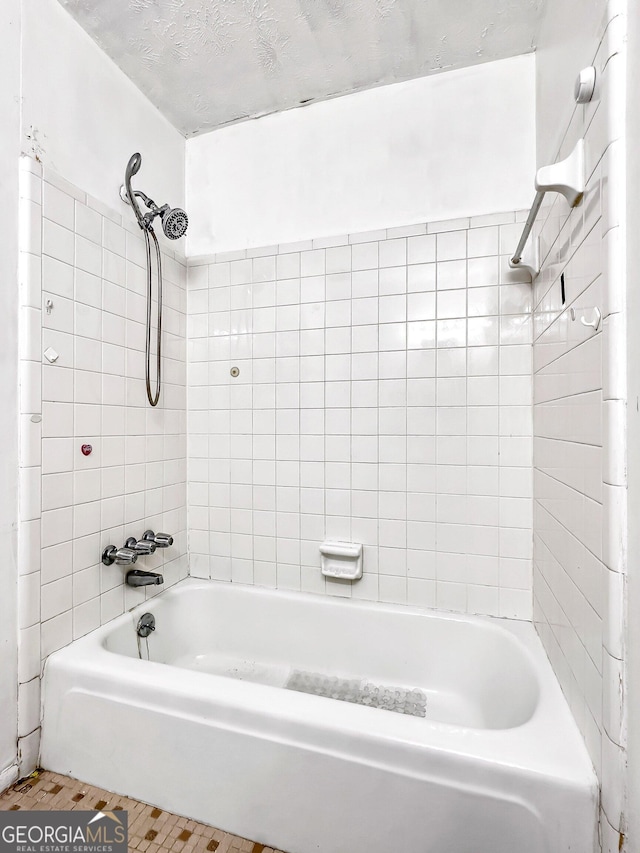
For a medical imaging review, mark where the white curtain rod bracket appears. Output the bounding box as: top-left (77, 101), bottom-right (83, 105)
top-left (534, 138), bottom-right (585, 206)
top-left (510, 138), bottom-right (585, 279)
top-left (509, 237), bottom-right (540, 279)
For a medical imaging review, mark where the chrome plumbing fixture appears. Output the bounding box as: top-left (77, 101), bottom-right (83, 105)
top-left (143, 530), bottom-right (174, 548)
top-left (120, 153), bottom-right (188, 407)
top-left (119, 159), bottom-right (188, 239)
top-left (102, 545), bottom-right (138, 567)
top-left (126, 570), bottom-right (164, 587)
top-left (136, 612), bottom-right (156, 638)
top-left (125, 536), bottom-right (157, 556)
top-left (102, 530), bottom-right (172, 567)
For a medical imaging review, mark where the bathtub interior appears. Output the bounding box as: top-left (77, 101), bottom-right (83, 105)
top-left (102, 582), bottom-right (540, 730)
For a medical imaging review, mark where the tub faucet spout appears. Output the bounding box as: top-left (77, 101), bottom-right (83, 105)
top-left (126, 569), bottom-right (164, 587)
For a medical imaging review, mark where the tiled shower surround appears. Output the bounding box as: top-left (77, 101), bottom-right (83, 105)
top-left (187, 215), bottom-right (533, 618)
top-left (531, 3), bottom-right (626, 846)
top-left (16, 157), bottom-right (187, 770)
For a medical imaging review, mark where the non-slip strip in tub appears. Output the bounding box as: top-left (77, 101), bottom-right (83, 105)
top-left (285, 671), bottom-right (427, 717)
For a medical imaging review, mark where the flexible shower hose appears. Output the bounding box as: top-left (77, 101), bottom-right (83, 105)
top-left (143, 225), bottom-right (163, 407)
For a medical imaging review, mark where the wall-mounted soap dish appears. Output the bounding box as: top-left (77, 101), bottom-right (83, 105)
top-left (320, 542), bottom-right (363, 580)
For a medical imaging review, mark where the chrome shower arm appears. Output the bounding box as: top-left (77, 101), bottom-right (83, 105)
top-left (120, 186), bottom-right (152, 208)
top-left (142, 202), bottom-right (170, 229)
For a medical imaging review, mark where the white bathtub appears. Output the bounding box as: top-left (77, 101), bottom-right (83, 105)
top-left (41, 579), bottom-right (597, 853)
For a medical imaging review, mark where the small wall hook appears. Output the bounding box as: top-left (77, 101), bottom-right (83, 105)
top-left (580, 307), bottom-right (601, 331)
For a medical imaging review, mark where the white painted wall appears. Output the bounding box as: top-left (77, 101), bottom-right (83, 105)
top-left (186, 55), bottom-right (536, 256)
top-left (0, 0), bottom-right (21, 788)
top-left (21, 0), bottom-right (185, 214)
top-left (535, 0), bottom-right (607, 166)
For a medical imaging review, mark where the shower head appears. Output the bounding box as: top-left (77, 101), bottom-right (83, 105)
top-left (122, 152), bottom-right (145, 227)
top-left (120, 152), bottom-right (188, 240)
top-left (119, 152), bottom-right (188, 410)
top-left (162, 206), bottom-right (189, 240)
top-left (127, 152), bottom-right (142, 179)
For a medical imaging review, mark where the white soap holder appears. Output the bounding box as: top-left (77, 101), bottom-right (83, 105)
top-left (320, 542), bottom-right (363, 580)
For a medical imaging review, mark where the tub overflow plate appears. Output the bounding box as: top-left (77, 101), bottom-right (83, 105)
top-left (137, 612), bottom-right (156, 638)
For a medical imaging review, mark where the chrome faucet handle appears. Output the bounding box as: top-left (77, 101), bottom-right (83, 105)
top-left (143, 530), bottom-right (174, 548)
top-left (102, 546), bottom-right (138, 567)
top-left (125, 536), bottom-right (157, 555)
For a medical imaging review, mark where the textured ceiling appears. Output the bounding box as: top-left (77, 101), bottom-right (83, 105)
top-left (57, 0), bottom-right (545, 137)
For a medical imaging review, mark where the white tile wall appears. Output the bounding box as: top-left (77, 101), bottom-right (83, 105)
top-left (531, 2), bottom-right (626, 841)
top-left (17, 156), bottom-right (188, 770)
top-left (187, 214), bottom-right (533, 618)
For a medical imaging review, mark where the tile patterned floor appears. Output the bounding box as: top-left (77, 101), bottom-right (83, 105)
top-left (0, 770), bottom-right (288, 853)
